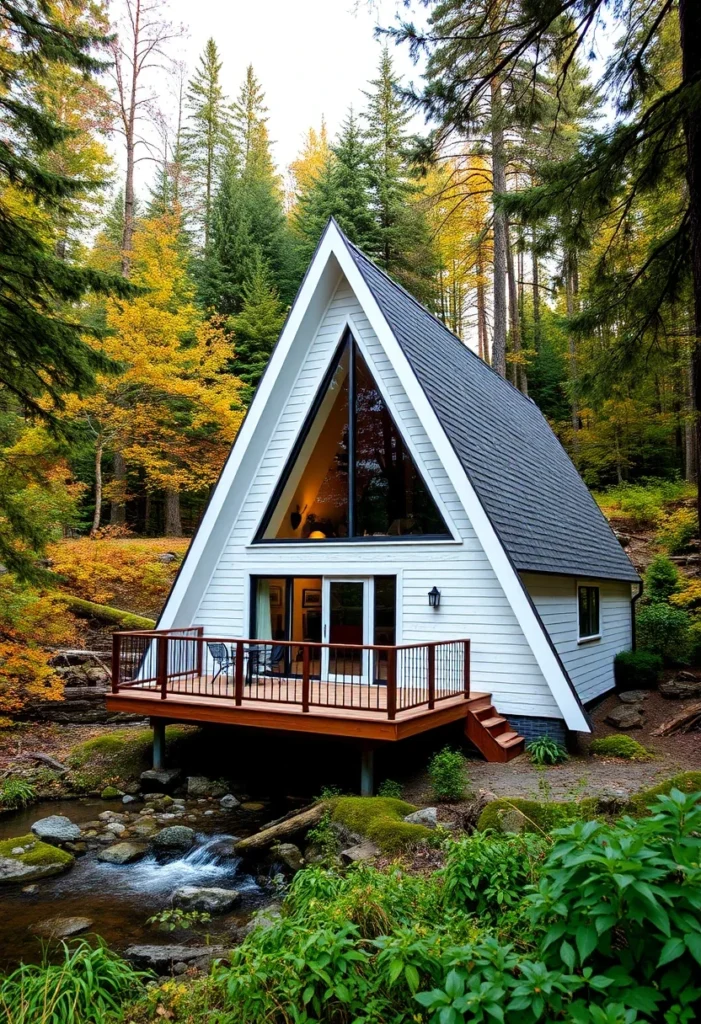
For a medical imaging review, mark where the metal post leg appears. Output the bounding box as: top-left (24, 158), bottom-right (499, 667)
top-left (152, 718), bottom-right (166, 771)
top-left (360, 744), bottom-right (374, 797)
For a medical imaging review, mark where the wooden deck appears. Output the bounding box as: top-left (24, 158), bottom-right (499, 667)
top-left (106, 683), bottom-right (485, 740)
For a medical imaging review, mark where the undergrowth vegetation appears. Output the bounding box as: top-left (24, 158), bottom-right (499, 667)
top-left (526, 736), bottom-right (569, 766)
top-left (111, 785), bottom-right (701, 1024)
top-left (331, 797), bottom-right (434, 853)
top-left (428, 746), bottom-right (468, 801)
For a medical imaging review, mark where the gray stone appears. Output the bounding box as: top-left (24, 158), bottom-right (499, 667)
top-left (207, 838), bottom-right (240, 860)
top-left (403, 807), bottom-right (438, 828)
top-left (660, 677), bottom-right (701, 700)
top-left (220, 794), bottom-right (240, 810)
top-left (172, 886), bottom-right (240, 914)
top-left (98, 810), bottom-right (126, 822)
top-left (97, 842), bottom-right (149, 864)
top-left (497, 808), bottom-right (529, 834)
top-left (31, 815), bottom-right (81, 844)
top-left (605, 705), bottom-right (644, 729)
top-left (140, 768), bottom-right (182, 794)
top-left (274, 843), bottom-right (304, 872)
top-left (596, 789), bottom-right (630, 815)
top-left (122, 795), bottom-right (138, 805)
top-left (32, 916), bottom-right (93, 938)
top-left (105, 822), bottom-right (126, 835)
top-left (244, 903), bottom-right (282, 936)
top-left (0, 846), bottom-right (73, 884)
top-left (618, 690), bottom-right (651, 704)
top-left (152, 826), bottom-right (195, 850)
top-left (187, 776), bottom-right (227, 798)
top-left (158, 552), bottom-right (177, 563)
top-left (124, 944), bottom-right (227, 974)
top-left (340, 841), bottom-right (380, 864)
top-left (131, 819), bottom-right (158, 837)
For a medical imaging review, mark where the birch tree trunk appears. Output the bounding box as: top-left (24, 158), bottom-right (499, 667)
top-left (90, 442), bottom-right (103, 538)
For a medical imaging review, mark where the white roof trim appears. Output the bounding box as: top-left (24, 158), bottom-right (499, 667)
top-left (158, 220), bottom-right (589, 732)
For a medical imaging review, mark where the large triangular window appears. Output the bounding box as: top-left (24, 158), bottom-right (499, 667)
top-left (257, 333), bottom-right (451, 540)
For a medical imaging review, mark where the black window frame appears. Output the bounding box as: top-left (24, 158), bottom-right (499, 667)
top-left (254, 330), bottom-right (452, 543)
top-left (578, 585), bottom-right (600, 641)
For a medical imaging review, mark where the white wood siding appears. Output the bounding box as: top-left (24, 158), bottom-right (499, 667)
top-left (193, 277), bottom-right (561, 720)
top-left (521, 573), bottom-right (633, 704)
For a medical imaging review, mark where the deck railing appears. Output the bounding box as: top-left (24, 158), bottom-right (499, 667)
top-left (111, 629), bottom-right (470, 720)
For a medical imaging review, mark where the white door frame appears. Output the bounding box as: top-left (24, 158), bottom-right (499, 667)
top-left (321, 577), bottom-right (373, 684)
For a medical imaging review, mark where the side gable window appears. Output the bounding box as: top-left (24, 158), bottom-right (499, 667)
top-left (578, 585), bottom-right (600, 640)
top-left (256, 332), bottom-right (450, 541)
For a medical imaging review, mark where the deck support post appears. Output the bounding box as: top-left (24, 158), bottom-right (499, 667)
top-left (360, 743), bottom-right (374, 797)
top-left (152, 718), bottom-right (166, 771)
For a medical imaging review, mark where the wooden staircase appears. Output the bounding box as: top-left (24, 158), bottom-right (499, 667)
top-left (465, 694), bottom-right (525, 763)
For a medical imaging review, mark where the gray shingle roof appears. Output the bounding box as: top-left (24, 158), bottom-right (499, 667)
top-left (342, 229), bottom-right (639, 583)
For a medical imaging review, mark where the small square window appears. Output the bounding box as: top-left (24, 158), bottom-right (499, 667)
top-left (578, 586), bottom-right (600, 640)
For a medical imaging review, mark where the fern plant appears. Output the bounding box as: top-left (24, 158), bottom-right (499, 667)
top-left (526, 736), bottom-right (568, 766)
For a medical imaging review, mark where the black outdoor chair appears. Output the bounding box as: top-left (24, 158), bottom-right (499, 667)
top-left (207, 642), bottom-right (235, 683)
top-left (246, 643), bottom-right (286, 684)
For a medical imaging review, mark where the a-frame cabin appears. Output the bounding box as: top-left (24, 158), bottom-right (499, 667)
top-left (107, 219), bottom-right (640, 790)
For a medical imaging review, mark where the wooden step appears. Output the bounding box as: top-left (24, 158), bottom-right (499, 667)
top-left (464, 704), bottom-right (525, 763)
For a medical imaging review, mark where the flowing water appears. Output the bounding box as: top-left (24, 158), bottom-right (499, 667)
top-left (0, 798), bottom-right (276, 970)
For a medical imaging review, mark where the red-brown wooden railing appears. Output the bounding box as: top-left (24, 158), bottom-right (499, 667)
top-left (111, 630), bottom-right (470, 720)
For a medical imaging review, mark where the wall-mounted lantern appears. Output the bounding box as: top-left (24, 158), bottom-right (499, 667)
top-left (428, 586), bottom-right (441, 609)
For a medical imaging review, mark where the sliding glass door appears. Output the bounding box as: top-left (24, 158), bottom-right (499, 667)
top-left (322, 579), bottom-right (371, 684)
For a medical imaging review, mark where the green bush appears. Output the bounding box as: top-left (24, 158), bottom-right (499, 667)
top-left (589, 734), bottom-right (652, 760)
top-left (377, 779), bottom-right (403, 799)
top-left (428, 746), bottom-right (467, 801)
top-left (526, 736), bottom-right (568, 765)
top-left (613, 648), bottom-right (662, 690)
top-left (0, 776), bottom-right (36, 809)
top-left (657, 506), bottom-right (697, 554)
top-left (331, 797), bottom-right (433, 853)
top-left (636, 602), bottom-right (692, 664)
top-left (0, 939), bottom-right (148, 1023)
top-left (644, 554), bottom-right (680, 603)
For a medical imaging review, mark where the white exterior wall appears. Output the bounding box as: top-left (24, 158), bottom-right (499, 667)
top-left (521, 573), bottom-right (633, 704)
top-left (191, 277), bottom-right (561, 720)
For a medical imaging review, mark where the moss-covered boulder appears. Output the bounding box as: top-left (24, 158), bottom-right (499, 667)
top-left (0, 834), bottom-right (74, 883)
top-left (331, 797), bottom-right (433, 854)
top-left (628, 771), bottom-right (701, 816)
top-left (476, 797), bottom-right (595, 834)
top-left (67, 726), bottom-right (190, 793)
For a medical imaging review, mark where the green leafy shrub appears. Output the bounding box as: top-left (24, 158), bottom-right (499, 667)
top-left (331, 797), bottom-right (433, 853)
top-left (636, 602), bottom-right (692, 664)
top-left (613, 649), bottom-right (662, 690)
top-left (0, 938), bottom-right (148, 1024)
top-left (526, 736), bottom-right (568, 766)
top-left (0, 776), bottom-right (36, 809)
top-left (147, 908), bottom-right (211, 932)
top-left (657, 506), bottom-right (697, 554)
top-left (644, 554), bottom-right (680, 602)
top-left (428, 746), bottom-right (467, 801)
top-left (306, 810), bottom-right (339, 860)
top-left (595, 479), bottom-right (692, 526)
top-left (589, 734), bottom-right (652, 760)
top-left (377, 778), bottom-right (403, 799)
top-left (441, 830), bottom-right (547, 920)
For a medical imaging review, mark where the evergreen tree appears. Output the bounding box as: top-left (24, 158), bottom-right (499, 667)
top-left (230, 250), bottom-right (286, 400)
top-left (233, 64), bottom-right (274, 178)
top-left (363, 48), bottom-right (438, 306)
top-left (182, 38), bottom-right (234, 250)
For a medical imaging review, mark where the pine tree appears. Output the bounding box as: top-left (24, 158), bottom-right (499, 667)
top-left (363, 48), bottom-right (438, 306)
top-left (230, 251), bottom-right (286, 400)
top-left (287, 119), bottom-right (331, 211)
top-left (182, 38), bottom-right (234, 250)
top-left (233, 64), bottom-right (274, 179)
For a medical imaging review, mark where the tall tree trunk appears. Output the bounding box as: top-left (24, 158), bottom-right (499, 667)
top-left (490, 79), bottom-right (507, 379)
top-left (476, 245), bottom-right (488, 362)
top-left (565, 254), bottom-right (579, 439)
top-left (90, 441), bottom-right (103, 538)
top-left (687, 328), bottom-right (697, 483)
top-left (120, 0), bottom-right (140, 278)
top-left (164, 487), bottom-right (182, 537)
top-left (680, 0), bottom-right (701, 532)
top-left (505, 219), bottom-right (527, 395)
top-left (110, 452), bottom-right (127, 525)
top-left (532, 233), bottom-right (541, 354)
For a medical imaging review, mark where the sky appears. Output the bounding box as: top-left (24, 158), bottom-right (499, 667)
top-left (130, 0), bottom-right (427, 194)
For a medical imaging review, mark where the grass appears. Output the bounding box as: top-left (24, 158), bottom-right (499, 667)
top-left (0, 834), bottom-right (74, 871)
top-left (0, 938), bottom-right (148, 1024)
top-left (589, 734), bottom-right (653, 760)
top-left (0, 777), bottom-right (36, 809)
top-left (331, 796), bottom-right (434, 853)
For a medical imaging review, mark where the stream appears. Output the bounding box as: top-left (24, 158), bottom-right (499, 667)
top-left (0, 797), bottom-right (278, 970)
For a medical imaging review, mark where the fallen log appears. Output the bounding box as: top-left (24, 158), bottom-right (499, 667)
top-left (234, 802), bottom-right (327, 854)
top-left (652, 702), bottom-right (701, 737)
top-left (21, 752), bottom-right (68, 773)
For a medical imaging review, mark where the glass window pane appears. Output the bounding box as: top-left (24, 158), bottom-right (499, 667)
top-left (579, 586), bottom-right (600, 638)
top-left (373, 576), bottom-right (396, 683)
top-left (262, 344), bottom-right (350, 539)
top-left (354, 348), bottom-right (449, 537)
